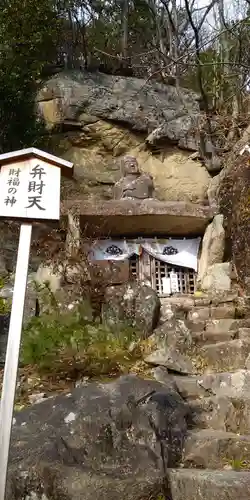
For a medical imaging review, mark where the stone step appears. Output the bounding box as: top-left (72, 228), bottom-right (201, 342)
top-left (172, 369), bottom-right (250, 399)
top-left (187, 317), bottom-right (250, 335)
top-left (205, 318), bottom-right (250, 334)
top-left (192, 329), bottom-right (236, 345)
top-left (187, 303), bottom-right (236, 322)
top-left (186, 319), bottom-right (206, 332)
top-left (172, 374), bottom-right (209, 399)
top-left (182, 429), bottom-right (250, 469)
top-left (198, 339), bottom-right (250, 372)
top-left (169, 469), bottom-right (250, 500)
top-left (192, 326), bottom-right (250, 346)
top-left (189, 395), bottom-right (250, 434)
top-left (210, 304), bottom-right (236, 319)
top-left (148, 338), bottom-right (250, 374)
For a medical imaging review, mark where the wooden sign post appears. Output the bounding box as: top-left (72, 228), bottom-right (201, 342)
top-left (0, 148), bottom-right (73, 500)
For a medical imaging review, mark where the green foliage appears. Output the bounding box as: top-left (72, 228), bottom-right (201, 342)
top-left (0, 0), bottom-right (249, 151)
top-left (0, 278), bottom-right (11, 315)
top-left (182, 49), bottom-right (217, 98)
top-left (0, 0), bottom-right (61, 152)
top-left (33, 279), bottom-right (59, 314)
top-left (86, 0), bottom-right (153, 70)
top-left (0, 299), bottom-right (11, 315)
top-left (21, 307), bottom-right (138, 376)
top-left (226, 458), bottom-right (250, 470)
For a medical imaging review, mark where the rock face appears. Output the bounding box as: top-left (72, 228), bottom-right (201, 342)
top-left (37, 71), bottom-right (200, 148)
top-left (36, 71), bottom-right (250, 297)
top-left (37, 71), bottom-right (211, 204)
top-left (53, 126), bottom-right (211, 203)
top-left (102, 283), bottom-right (160, 336)
top-left (8, 375), bottom-right (189, 500)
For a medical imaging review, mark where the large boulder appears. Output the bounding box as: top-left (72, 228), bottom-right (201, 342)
top-left (7, 375), bottom-right (189, 500)
top-left (102, 283), bottom-right (161, 336)
top-left (145, 315), bottom-right (196, 375)
top-left (37, 71), bottom-right (200, 149)
top-left (63, 199), bottom-right (215, 238)
top-left (197, 214), bottom-right (225, 285)
top-left (154, 318), bottom-right (193, 354)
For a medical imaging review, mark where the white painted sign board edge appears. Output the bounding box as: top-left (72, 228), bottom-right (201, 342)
top-left (0, 147), bottom-right (73, 173)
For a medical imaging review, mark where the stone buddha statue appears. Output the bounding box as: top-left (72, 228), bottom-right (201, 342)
top-left (113, 155), bottom-right (154, 200)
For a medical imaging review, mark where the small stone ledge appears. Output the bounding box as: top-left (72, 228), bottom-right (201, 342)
top-left (61, 199), bottom-right (217, 237)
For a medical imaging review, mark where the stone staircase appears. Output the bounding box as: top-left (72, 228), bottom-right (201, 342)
top-left (154, 293), bottom-right (250, 499)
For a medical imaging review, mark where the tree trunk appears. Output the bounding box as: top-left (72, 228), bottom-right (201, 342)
top-left (121, 0), bottom-right (129, 61)
top-left (218, 0), bottom-right (230, 108)
top-left (171, 0), bottom-right (179, 88)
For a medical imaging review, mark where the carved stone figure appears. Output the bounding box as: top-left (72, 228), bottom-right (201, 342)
top-left (113, 155), bottom-right (154, 200)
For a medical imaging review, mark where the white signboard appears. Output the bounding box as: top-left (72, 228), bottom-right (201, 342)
top-left (0, 148), bottom-right (73, 500)
top-left (170, 271), bottom-right (179, 293)
top-left (162, 277), bottom-right (171, 295)
top-left (0, 158), bottom-right (61, 221)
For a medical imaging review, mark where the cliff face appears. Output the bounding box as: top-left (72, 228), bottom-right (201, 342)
top-left (37, 70), bottom-right (211, 206)
top-left (4, 70), bottom-right (250, 290)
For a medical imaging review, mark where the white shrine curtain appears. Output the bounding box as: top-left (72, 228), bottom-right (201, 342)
top-left (89, 237), bottom-right (201, 271)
